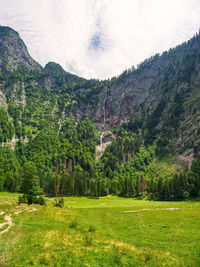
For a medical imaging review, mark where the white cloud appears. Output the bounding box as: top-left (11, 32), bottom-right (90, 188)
top-left (0, 0), bottom-right (200, 79)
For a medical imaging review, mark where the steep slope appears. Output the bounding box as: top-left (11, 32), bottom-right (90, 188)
top-left (0, 27), bottom-right (102, 146)
top-left (0, 25), bottom-right (200, 157)
top-left (0, 26), bottom-right (41, 74)
top-left (93, 33), bottom-right (200, 155)
top-left (44, 62), bottom-right (84, 83)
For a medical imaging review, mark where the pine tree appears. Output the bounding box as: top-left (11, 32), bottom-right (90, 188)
top-left (20, 161), bottom-right (42, 205)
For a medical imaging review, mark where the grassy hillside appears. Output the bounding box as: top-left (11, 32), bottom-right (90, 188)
top-left (0, 193), bottom-right (200, 266)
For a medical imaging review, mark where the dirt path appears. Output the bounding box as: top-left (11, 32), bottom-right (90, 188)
top-left (0, 206), bottom-right (37, 236)
top-left (0, 214), bottom-right (13, 235)
top-left (27, 207), bottom-right (37, 213)
top-left (123, 207), bottom-right (181, 213)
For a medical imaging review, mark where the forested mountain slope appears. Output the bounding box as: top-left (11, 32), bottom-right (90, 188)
top-left (0, 25), bottom-right (200, 199)
top-left (1, 26), bottom-right (200, 154)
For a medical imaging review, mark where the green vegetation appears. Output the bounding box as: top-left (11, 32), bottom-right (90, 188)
top-left (0, 113), bottom-right (200, 201)
top-left (0, 25), bottom-right (200, 265)
top-left (0, 194), bottom-right (200, 266)
top-left (0, 26), bottom-right (200, 202)
top-left (19, 161), bottom-right (44, 205)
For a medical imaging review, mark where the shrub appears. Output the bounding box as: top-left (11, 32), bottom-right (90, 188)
top-left (35, 196), bottom-right (46, 205)
top-left (88, 224), bottom-right (96, 233)
top-left (18, 195), bottom-right (45, 205)
top-left (18, 195), bottom-right (28, 205)
top-left (54, 197), bottom-right (64, 207)
top-left (84, 234), bottom-right (93, 246)
top-left (112, 246), bottom-right (123, 265)
top-left (69, 219), bottom-right (78, 229)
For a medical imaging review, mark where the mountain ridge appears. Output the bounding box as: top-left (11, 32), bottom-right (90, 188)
top-left (0, 25), bottom-right (200, 156)
top-left (0, 26), bottom-right (42, 74)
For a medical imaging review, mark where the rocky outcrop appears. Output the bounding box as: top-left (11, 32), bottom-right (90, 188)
top-left (0, 26), bottom-right (41, 74)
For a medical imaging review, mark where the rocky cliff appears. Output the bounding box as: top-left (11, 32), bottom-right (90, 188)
top-left (0, 26), bottom-right (200, 156)
top-left (0, 26), bottom-right (41, 74)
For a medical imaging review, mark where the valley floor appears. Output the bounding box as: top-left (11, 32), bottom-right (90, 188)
top-left (0, 193), bottom-right (200, 266)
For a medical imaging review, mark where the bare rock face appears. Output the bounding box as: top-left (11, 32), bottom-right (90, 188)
top-left (0, 26), bottom-right (41, 74)
top-left (92, 34), bottom-right (200, 155)
top-left (0, 90), bottom-right (7, 108)
top-left (93, 54), bottom-right (173, 129)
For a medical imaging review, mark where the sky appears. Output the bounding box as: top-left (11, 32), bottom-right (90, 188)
top-left (0, 0), bottom-right (200, 79)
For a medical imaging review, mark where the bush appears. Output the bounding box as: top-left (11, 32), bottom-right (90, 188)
top-left (69, 219), bottom-right (78, 229)
top-left (112, 246), bottom-right (123, 265)
top-left (88, 224), bottom-right (96, 233)
top-left (35, 196), bottom-right (46, 205)
top-left (84, 234), bottom-right (93, 246)
top-left (18, 195), bottom-right (28, 205)
top-left (54, 197), bottom-right (64, 207)
top-left (18, 195), bottom-right (45, 205)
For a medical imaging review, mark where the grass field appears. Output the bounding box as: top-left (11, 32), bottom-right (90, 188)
top-left (0, 193), bottom-right (200, 266)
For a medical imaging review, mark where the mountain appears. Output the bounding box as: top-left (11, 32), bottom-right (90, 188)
top-left (0, 25), bottom-right (200, 199)
top-left (0, 26), bottom-right (41, 74)
top-left (1, 26), bottom-right (200, 155)
top-left (93, 33), bottom-right (200, 157)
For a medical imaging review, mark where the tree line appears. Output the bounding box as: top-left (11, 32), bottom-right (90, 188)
top-left (0, 117), bottom-right (199, 201)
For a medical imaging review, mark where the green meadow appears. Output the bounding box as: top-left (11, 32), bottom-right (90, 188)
top-left (0, 193), bottom-right (200, 266)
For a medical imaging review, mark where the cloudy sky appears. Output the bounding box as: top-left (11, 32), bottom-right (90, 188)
top-left (0, 0), bottom-right (200, 79)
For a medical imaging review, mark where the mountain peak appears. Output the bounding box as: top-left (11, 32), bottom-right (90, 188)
top-left (44, 61), bottom-right (85, 83)
top-left (0, 25), bottom-right (19, 37)
top-left (44, 62), bottom-right (65, 74)
top-left (0, 26), bottom-right (41, 74)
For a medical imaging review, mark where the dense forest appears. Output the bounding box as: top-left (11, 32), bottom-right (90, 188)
top-left (0, 26), bottom-right (200, 201)
top-left (0, 115), bottom-right (200, 201)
